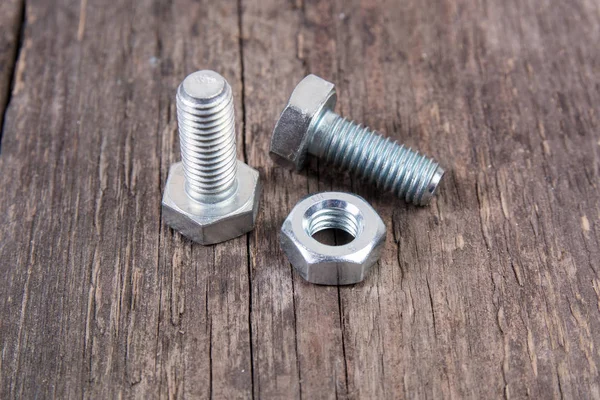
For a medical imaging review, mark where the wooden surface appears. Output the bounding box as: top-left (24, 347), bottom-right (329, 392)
top-left (1, 0), bottom-right (599, 398)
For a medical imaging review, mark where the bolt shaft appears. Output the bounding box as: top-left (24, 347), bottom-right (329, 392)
top-left (176, 70), bottom-right (238, 203)
top-left (308, 110), bottom-right (444, 205)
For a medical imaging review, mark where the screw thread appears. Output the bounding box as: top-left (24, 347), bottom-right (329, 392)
top-left (176, 71), bottom-right (238, 203)
top-left (309, 110), bottom-right (444, 205)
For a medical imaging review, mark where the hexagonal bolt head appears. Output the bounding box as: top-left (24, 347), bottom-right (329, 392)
top-left (270, 74), bottom-right (337, 170)
top-left (280, 192), bottom-right (386, 285)
top-left (162, 161), bottom-right (261, 245)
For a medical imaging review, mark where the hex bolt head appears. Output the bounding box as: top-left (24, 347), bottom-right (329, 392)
top-left (270, 75), bottom-right (337, 170)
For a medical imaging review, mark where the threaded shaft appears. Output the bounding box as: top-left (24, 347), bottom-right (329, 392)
top-left (176, 70), bottom-right (238, 203)
top-left (308, 110), bottom-right (444, 205)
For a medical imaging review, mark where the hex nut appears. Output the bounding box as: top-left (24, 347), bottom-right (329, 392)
top-left (270, 74), bottom-right (337, 170)
top-left (162, 161), bottom-right (261, 245)
top-left (280, 192), bottom-right (386, 285)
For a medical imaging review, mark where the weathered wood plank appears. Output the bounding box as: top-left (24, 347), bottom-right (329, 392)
top-left (0, 0), bottom-right (250, 398)
top-left (240, 2), bottom-right (304, 397)
top-left (0, 0), bottom-right (23, 138)
top-left (243, 0), bottom-right (600, 398)
top-left (0, 0), bottom-right (599, 398)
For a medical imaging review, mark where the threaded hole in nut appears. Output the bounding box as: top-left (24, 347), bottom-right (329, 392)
top-left (303, 202), bottom-right (363, 246)
top-left (311, 228), bottom-right (355, 246)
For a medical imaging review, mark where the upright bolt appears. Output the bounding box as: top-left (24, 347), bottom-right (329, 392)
top-left (270, 74), bottom-right (444, 205)
top-left (162, 70), bottom-right (261, 244)
top-left (177, 69), bottom-right (238, 203)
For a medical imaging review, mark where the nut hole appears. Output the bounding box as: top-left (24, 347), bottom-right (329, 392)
top-left (303, 200), bottom-right (363, 246)
top-left (311, 228), bottom-right (355, 246)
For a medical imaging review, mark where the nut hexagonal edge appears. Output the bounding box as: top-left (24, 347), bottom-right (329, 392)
top-left (279, 192), bottom-right (386, 285)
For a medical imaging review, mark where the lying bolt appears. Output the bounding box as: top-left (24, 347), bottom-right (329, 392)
top-left (162, 70), bottom-right (261, 244)
top-left (270, 74), bottom-right (444, 206)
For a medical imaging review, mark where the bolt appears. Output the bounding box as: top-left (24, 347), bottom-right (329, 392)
top-left (270, 74), bottom-right (445, 206)
top-left (162, 70), bottom-right (261, 244)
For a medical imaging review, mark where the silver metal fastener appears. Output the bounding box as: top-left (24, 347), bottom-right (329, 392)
top-left (280, 191), bottom-right (386, 285)
top-left (162, 70), bottom-right (261, 244)
top-left (270, 74), bottom-right (445, 206)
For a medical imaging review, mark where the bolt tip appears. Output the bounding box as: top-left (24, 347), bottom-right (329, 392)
top-left (418, 165), bottom-right (445, 206)
top-left (180, 70), bottom-right (227, 103)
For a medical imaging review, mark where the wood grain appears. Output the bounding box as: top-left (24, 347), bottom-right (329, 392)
top-left (0, 0), bottom-right (24, 139)
top-left (0, 0), bottom-right (599, 398)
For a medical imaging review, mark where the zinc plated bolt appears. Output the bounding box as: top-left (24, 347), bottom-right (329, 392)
top-left (270, 74), bottom-right (445, 206)
top-left (162, 70), bottom-right (261, 244)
